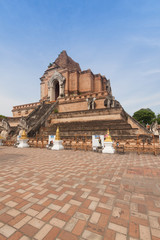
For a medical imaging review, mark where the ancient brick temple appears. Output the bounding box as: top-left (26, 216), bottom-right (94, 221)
top-left (12, 50), bottom-right (114, 117)
top-left (40, 50), bottom-right (112, 102)
top-left (7, 51), bottom-right (150, 139)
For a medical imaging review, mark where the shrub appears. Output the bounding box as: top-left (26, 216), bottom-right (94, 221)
top-left (54, 108), bottom-right (58, 113)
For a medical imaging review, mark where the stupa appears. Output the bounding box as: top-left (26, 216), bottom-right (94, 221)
top-left (102, 129), bottom-right (115, 154)
top-left (18, 130), bottom-right (29, 148)
top-left (51, 127), bottom-right (64, 150)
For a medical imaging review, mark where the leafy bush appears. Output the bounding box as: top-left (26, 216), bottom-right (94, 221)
top-left (54, 108), bottom-right (58, 113)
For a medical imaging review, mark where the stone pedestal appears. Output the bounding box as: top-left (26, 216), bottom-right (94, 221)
top-left (18, 139), bottom-right (29, 148)
top-left (102, 141), bottom-right (115, 154)
top-left (51, 140), bottom-right (64, 150)
top-left (0, 139), bottom-right (3, 146)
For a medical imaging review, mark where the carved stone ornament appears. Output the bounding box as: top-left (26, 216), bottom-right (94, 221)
top-left (104, 95), bottom-right (113, 108)
top-left (86, 97), bottom-right (96, 110)
top-left (48, 71), bottom-right (66, 100)
top-left (1, 119), bottom-right (11, 139)
top-left (150, 121), bottom-right (159, 136)
top-left (48, 71), bottom-right (65, 88)
top-left (104, 95), bottom-right (119, 108)
top-left (19, 117), bottom-right (28, 131)
top-left (2, 119), bottom-right (10, 132)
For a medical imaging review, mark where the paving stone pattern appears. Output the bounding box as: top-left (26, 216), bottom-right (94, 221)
top-left (0, 147), bottom-right (160, 240)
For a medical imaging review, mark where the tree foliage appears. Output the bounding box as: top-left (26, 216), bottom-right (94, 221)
top-left (0, 115), bottom-right (6, 118)
top-left (132, 108), bottom-right (156, 125)
top-left (157, 114), bottom-right (160, 124)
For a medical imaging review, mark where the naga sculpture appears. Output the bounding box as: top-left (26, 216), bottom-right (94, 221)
top-left (0, 119), bottom-right (11, 139)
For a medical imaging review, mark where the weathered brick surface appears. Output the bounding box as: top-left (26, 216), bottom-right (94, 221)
top-left (0, 147), bottom-right (160, 239)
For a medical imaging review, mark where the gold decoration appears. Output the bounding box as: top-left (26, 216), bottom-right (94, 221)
top-left (104, 129), bottom-right (112, 142)
top-left (20, 130), bottom-right (27, 139)
top-left (0, 135), bottom-right (4, 139)
top-left (55, 127), bottom-right (60, 140)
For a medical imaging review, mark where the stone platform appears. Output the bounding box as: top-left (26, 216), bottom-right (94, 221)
top-left (0, 147), bottom-right (160, 240)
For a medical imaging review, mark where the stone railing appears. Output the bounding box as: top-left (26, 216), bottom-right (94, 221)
top-left (114, 135), bottom-right (160, 155)
top-left (12, 102), bottom-right (40, 111)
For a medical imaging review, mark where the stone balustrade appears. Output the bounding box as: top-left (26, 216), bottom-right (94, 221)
top-left (12, 102), bottom-right (40, 110)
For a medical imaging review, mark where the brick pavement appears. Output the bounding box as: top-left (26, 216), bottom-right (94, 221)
top-left (0, 147), bottom-right (160, 240)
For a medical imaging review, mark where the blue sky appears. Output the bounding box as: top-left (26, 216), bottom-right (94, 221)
top-left (0, 0), bottom-right (160, 116)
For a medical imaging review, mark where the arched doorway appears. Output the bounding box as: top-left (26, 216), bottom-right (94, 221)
top-left (55, 81), bottom-right (59, 100)
top-left (48, 71), bottom-right (65, 101)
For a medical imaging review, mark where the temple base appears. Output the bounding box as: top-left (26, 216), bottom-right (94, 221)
top-left (51, 140), bottom-right (64, 150)
top-left (102, 141), bottom-right (115, 154)
top-left (18, 139), bottom-right (29, 148)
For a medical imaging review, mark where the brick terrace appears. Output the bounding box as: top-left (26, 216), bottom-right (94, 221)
top-left (0, 147), bottom-right (160, 240)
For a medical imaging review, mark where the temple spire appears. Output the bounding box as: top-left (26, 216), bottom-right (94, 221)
top-left (54, 50), bottom-right (81, 71)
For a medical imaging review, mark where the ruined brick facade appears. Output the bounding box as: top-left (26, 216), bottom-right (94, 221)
top-left (12, 51), bottom-right (113, 117)
top-left (40, 50), bottom-right (112, 102)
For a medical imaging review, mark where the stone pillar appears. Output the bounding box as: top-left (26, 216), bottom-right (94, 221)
top-left (107, 99), bottom-right (111, 108)
top-left (75, 72), bottom-right (79, 94)
top-left (65, 72), bottom-right (69, 96)
top-left (59, 84), bottom-right (64, 98)
top-left (51, 86), bottom-right (55, 101)
top-left (48, 87), bottom-right (51, 101)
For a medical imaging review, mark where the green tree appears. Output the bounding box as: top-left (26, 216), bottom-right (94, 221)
top-left (0, 115), bottom-right (6, 118)
top-left (156, 114), bottom-right (160, 124)
top-left (132, 108), bottom-right (156, 126)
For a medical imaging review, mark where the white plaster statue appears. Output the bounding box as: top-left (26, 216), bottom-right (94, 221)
top-left (106, 79), bottom-right (112, 95)
top-left (1, 119), bottom-right (11, 139)
top-left (150, 121), bottom-right (159, 136)
top-left (104, 95), bottom-right (120, 108)
top-left (104, 96), bottom-right (112, 108)
top-left (0, 130), bottom-right (8, 139)
top-left (86, 97), bottom-right (96, 110)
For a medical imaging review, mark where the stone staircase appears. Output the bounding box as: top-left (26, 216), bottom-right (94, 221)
top-left (44, 119), bottom-right (138, 140)
top-left (26, 101), bottom-right (58, 136)
top-left (39, 106), bottom-right (151, 141)
top-left (9, 101), bottom-right (149, 142)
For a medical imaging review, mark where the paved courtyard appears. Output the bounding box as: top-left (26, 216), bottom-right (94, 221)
top-left (0, 147), bottom-right (160, 240)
